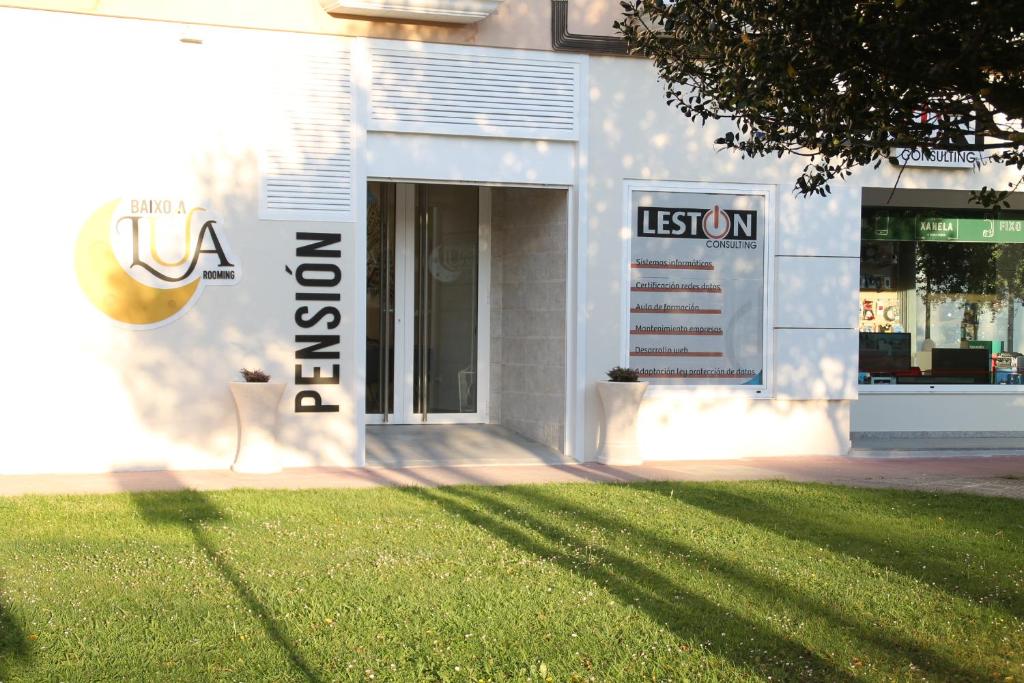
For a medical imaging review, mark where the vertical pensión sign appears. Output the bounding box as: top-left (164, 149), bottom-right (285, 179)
top-left (629, 190), bottom-right (766, 385)
top-left (292, 231), bottom-right (342, 413)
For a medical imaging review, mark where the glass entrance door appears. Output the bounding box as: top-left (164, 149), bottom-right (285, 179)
top-left (366, 182), bottom-right (486, 423)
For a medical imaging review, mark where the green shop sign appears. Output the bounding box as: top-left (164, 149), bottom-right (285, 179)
top-left (863, 210), bottom-right (1024, 243)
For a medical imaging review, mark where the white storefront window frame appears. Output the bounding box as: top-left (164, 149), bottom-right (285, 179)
top-left (620, 179), bottom-right (777, 400)
top-left (857, 207), bottom-right (1024, 396)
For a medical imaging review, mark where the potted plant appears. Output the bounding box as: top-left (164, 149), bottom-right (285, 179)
top-left (595, 366), bottom-right (648, 465)
top-left (229, 368), bottom-right (286, 474)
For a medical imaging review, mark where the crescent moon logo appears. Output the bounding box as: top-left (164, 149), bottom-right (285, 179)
top-left (428, 244), bottom-right (474, 283)
top-left (74, 199), bottom-right (238, 328)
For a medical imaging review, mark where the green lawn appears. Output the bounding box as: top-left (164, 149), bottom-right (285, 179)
top-left (1, 481), bottom-right (1021, 682)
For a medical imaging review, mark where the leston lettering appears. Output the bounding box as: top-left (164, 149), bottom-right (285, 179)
top-left (637, 206), bottom-right (757, 241)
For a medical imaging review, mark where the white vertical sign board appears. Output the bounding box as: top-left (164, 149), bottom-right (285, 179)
top-left (629, 189), bottom-right (767, 385)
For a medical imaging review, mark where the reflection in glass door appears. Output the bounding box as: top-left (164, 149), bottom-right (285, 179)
top-left (366, 182), bottom-right (395, 417)
top-left (366, 182), bottom-right (486, 423)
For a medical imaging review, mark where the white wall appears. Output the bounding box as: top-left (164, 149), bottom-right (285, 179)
top-left (582, 56), bottom-right (851, 458)
top-left (583, 56), bottom-right (1021, 459)
top-left (852, 392), bottom-right (1024, 433)
top-left (0, 9), bottom-right (587, 474)
top-left (6, 7), bottom-right (1022, 475)
top-left (0, 10), bottom-right (359, 473)
top-left (638, 397), bottom-right (851, 458)
top-left (365, 133), bottom-right (576, 187)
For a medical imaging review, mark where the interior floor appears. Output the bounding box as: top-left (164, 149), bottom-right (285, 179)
top-left (365, 424), bottom-right (573, 469)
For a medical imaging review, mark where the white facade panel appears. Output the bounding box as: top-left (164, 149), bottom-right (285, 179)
top-left (582, 56), bottom-right (861, 459)
top-left (368, 42), bottom-right (581, 141)
top-left (259, 36), bottom-right (354, 222)
top-left (774, 329), bottom-right (858, 400)
top-left (0, 9), bottom-right (360, 474)
top-left (774, 256), bottom-right (859, 329)
top-left (637, 396), bottom-right (851, 458)
top-left (776, 186), bottom-right (861, 258)
top-left (365, 132), bottom-right (576, 186)
top-left (852, 392), bottom-right (1024, 433)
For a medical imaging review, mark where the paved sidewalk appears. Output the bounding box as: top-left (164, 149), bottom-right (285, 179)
top-left (2, 455), bottom-right (1023, 498)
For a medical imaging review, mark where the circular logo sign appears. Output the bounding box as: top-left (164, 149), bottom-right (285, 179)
top-left (74, 198), bottom-right (239, 328)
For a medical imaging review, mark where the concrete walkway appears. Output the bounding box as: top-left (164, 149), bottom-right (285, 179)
top-left (2, 454), bottom-right (1023, 498)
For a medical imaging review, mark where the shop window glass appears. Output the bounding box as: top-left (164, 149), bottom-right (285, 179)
top-left (859, 208), bottom-right (1024, 385)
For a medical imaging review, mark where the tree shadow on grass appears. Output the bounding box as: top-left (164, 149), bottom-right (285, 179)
top-left (126, 486), bottom-right (324, 683)
top-left (0, 592), bottom-right (31, 679)
top-left (458, 483), bottom-right (992, 682)
top-left (636, 481), bottom-right (1024, 617)
top-left (404, 484), bottom-right (862, 682)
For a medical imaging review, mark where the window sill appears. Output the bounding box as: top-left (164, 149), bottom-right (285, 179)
top-left (858, 384), bottom-right (1024, 395)
top-left (642, 384), bottom-right (773, 400)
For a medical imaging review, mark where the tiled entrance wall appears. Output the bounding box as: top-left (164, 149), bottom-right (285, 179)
top-left (489, 188), bottom-right (568, 451)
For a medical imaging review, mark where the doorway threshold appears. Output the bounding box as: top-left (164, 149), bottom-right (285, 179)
top-left (365, 424), bottom-right (572, 468)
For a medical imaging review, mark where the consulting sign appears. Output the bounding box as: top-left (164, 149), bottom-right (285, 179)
top-left (629, 190), bottom-right (766, 385)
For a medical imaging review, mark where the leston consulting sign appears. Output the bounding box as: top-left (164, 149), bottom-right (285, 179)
top-left (629, 189), bottom-right (766, 386)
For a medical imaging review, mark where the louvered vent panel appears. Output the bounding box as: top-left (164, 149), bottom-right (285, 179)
top-left (262, 41), bottom-right (352, 222)
top-left (369, 47), bottom-right (579, 141)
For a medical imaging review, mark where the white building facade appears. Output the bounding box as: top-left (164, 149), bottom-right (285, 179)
top-left (1, 1), bottom-right (1020, 474)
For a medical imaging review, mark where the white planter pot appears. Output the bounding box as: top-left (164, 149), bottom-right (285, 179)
top-left (596, 381), bottom-right (648, 466)
top-left (229, 382), bottom-right (286, 474)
